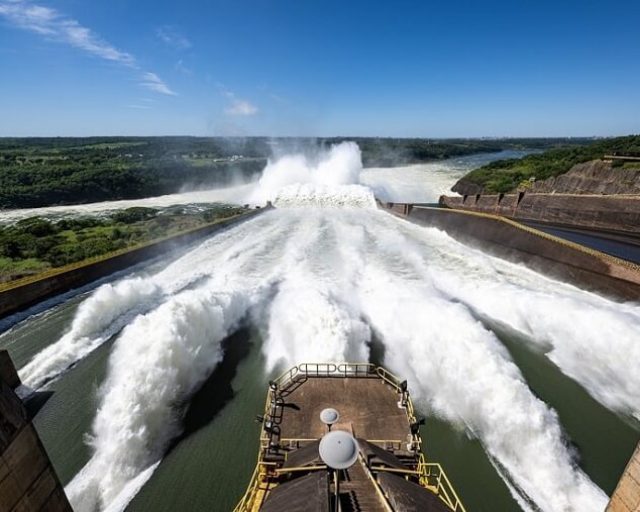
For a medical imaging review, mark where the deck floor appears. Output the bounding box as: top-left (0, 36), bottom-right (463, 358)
top-left (277, 376), bottom-right (410, 442)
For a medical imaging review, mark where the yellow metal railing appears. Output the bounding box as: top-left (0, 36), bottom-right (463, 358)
top-left (233, 462), bottom-right (262, 512)
top-left (419, 454), bottom-right (467, 512)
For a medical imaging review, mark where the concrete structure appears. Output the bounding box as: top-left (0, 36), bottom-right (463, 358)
top-left (452, 160), bottom-right (640, 197)
top-left (0, 208), bottom-right (268, 319)
top-left (380, 203), bottom-right (640, 301)
top-left (607, 442), bottom-right (640, 512)
top-left (236, 363), bottom-right (465, 512)
top-left (0, 350), bottom-right (72, 511)
top-left (439, 193), bottom-right (640, 235)
top-left (604, 155), bottom-right (640, 162)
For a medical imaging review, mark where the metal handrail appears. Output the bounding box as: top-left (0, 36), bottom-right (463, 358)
top-left (418, 456), bottom-right (467, 512)
top-left (233, 462), bottom-right (262, 512)
top-left (273, 362), bottom-right (379, 389)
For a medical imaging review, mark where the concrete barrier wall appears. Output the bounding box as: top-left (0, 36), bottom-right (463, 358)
top-left (0, 350), bottom-right (72, 512)
top-left (441, 193), bottom-right (640, 234)
top-left (0, 208), bottom-right (268, 319)
top-left (385, 205), bottom-right (640, 301)
top-left (607, 442), bottom-right (640, 512)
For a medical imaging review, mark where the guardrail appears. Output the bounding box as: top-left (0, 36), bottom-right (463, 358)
top-left (233, 462), bottom-right (267, 512)
top-left (420, 456), bottom-right (467, 511)
top-left (272, 362), bottom-right (396, 388)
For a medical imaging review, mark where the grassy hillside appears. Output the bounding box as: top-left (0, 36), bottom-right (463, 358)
top-left (454, 135), bottom-right (640, 194)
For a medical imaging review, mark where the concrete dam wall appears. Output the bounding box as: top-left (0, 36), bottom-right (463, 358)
top-left (0, 350), bottom-right (72, 511)
top-left (381, 203), bottom-right (640, 301)
top-left (440, 193), bottom-right (640, 235)
top-left (607, 442), bottom-right (640, 512)
top-left (0, 208), bottom-right (268, 319)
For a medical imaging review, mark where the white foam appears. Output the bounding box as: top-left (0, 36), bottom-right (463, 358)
top-left (43, 144), bottom-right (633, 512)
top-left (273, 183), bottom-right (377, 209)
top-left (361, 150), bottom-right (537, 204)
top-left (258, 208), bottom-right (609, 511)
top-left (358, 276), bottom-right (606, 511)
top-left (66, 285), bottom-right (250, 511)
top-left (432, 262), bottom-right (640, 421)
top-left (0, 184), bottom-right (255, 224)
top-left (20, 278), bottom-right (163, 389)
top-left (248, 141), bottom-right (364, 205)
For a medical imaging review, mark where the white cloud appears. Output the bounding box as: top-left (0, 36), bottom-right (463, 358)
top-left (156, 25), bottom-right (191, 50)
top-left (140, 72), bottom-right (177, 96)
top-left (219, 88), bottom-right (258, 116)
top-left (0, 0), bottom-right (176, 95)
top-left (226, 99), bottom-right (258, 116)
top-left (0, 2), bottom-right (134, 64)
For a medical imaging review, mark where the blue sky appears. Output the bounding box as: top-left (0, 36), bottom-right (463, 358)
top-left (1, 0), bottom-right (639, 137)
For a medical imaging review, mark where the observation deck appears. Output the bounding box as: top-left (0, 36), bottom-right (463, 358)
top-left (235, 363), bottom-right (466, 512)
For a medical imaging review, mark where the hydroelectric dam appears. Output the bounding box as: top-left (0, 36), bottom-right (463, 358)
top-left (1, 146), bottom-right (639, 512)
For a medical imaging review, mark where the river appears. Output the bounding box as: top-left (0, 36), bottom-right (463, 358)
top-left (1, 146), bottom-right (638, 512)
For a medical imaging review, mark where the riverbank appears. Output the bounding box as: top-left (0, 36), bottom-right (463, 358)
top-left (1, 136), bottom-right (589, 208)
top-left (450, 135), bottom-right (640, 195)
top-left (0, 208), bottom-right (267, 318)
top-left (0, 205), bottom-right (248, 283)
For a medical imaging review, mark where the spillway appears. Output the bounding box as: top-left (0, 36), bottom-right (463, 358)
top-left (0, 144), bottom-right (638, 512)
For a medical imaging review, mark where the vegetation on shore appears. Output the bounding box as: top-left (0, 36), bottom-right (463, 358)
top-left (454, 135), bottom-right (640, 194)
top-left (0, 137), bottom-right (267, 209)
top-left (0, 205), bottom-right (246, 283)
top-left (341, 137), bottom-right (583, 167)
top-left (0, 136), bottom-right (592, 209)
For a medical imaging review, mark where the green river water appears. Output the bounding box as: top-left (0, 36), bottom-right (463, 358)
top-left (0, 284), bottom-right (638, 512)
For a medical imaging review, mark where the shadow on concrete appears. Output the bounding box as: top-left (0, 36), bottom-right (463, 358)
top-left (167, 326), bottom-right (253, 453)
top-left (24, 390), bottom-right (54, 419)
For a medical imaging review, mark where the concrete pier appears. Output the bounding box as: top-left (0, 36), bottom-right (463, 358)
top-left (0, 350), bottom-right (72, 512)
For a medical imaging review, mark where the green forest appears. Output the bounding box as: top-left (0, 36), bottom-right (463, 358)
top-left (0, 136), bottom-right (590, 209)
top-left (455, 135), bottom-right (640, 194)
top-left (0, 205), bottom-right (245, 283)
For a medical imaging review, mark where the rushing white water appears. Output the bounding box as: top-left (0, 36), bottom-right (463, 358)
top-left (18, 141), bottom-right (636, 511)
top-left (249, 141), bottom-right (364, 205)
top-left (259, 209), bottom-right (609, 511)
top-left (0, 184), bottom-right (256, 224)
top-left (66, 285), bottom-right (252, 511)
top-left (274, 183), bottom-right (377, 209)
top-left (342, 215), bottom-right (607, 510)
top-left (434, 265), bottom-right (640, 421)
top-left (20, 278), bottom-right (163, 389)
top-left (360, 150), bottom-right (534, 203)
